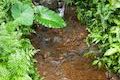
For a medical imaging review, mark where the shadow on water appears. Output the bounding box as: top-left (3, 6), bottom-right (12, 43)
top-left (29, 6), bottom-right (108, 80)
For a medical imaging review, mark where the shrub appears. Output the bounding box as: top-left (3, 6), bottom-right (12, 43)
top-left (0, 0), bottom-right (66, 80)
top-left (76, 0), bottom-right (120, 73)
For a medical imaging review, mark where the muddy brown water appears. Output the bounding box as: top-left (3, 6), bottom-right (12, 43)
top-left (29, 7), bottom-right (108, 80)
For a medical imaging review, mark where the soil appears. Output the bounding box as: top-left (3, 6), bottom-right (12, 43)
top-left (29, 7), bottom-right (118, 80)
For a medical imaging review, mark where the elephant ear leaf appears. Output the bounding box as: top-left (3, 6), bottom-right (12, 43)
top-left (11, 2), bottom-right (34, 26)
top-left (34, 6), bottom-right (66, 28)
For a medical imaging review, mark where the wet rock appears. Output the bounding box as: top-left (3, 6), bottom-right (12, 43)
top-left (33, 0), bottom-right (58, 10)
top-left (53, 36), bottom-right (62, 43)
top-left (33, 0), bottom-right (65, 16)
top-left (63, 52), bottom-right (78, 61)
top-left (50, 60), bottom-right (61, 68)
top-left (58, 3), bottom-right (65, 17)
top-left (36, 32), bottom-right (53, 48)
top-left (59, 56), bottom-right (64, 60)
top-left (106, 72), bottom-right (113, 80)
top-left (110, 75), bottom-right (119, 80)
top-left (89, 45), bottom-right (101, 56)
top-left (43, 37), bottom-right (51, 45)
top-left (78, 44), bottom-right (101, 57)
top-left (79, 48), bottom-right (89, 55)
top-left (43, 52), bottom-right (51, 59)
top-left (32, 0), bottom-right (40, 5)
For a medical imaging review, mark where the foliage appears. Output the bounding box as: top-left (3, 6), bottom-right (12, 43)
top-left (64, 0), bottom-right (75, 5)
top-left (0, 0), bottom-right (66, 80)
top-left (10, 1), bottom-right (66, 28)
top-left (76, 0), bottom-right (120, 73)
top-left (0, 22), bottom-right (40, 80)
top-left (11, 2), bottom-right (34, 26)
top-left (34, 6), bottom-right (66, 28)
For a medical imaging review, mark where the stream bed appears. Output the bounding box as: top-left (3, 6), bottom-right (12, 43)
top-left (30, 7), bottom-right (109, 80)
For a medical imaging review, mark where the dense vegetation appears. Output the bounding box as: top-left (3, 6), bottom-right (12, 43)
top-left (0, 0), bottom-right (65, 80)
top-left (73, 0), bottom-right (120, 74)
top-left (1, 0), bottom-right (120, 79)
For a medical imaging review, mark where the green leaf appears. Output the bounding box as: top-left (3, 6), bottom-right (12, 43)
top-left (109, 0), bottom-right (120, 8)
top-left (114, 19), bottom-right (120, 25)
top-left (98, 62), bottom-right (102, 68)
top-left (11, 2), bottom-right (34, 26)
top-left (34, 6), bottom-right (66, 28)
top-left (93, 0), bottom-right (99, 4)
top-left (104, 48), bottom-right (118, 56)
top-left (92, 60), bottom-right (99, 65)
top-left (12, 75), bottom-right (32, 80)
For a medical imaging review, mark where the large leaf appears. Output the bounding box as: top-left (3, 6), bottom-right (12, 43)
top-left (34, 6), bottom-right (66, 28)
top-left (11, 2), bottom-right (34, 26)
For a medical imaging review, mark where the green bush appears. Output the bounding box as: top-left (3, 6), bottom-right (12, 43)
top-left (0, 0), bottom-right (66, 80)
top-left (0, 22), bottom-right (40, 80)
top-left (76, 0), bottom-right (120, 73)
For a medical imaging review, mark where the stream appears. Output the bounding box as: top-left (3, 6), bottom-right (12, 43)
top-left (29, 5), bottom-right (118, 80)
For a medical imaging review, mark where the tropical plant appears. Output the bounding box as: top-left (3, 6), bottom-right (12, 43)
top-left (76, 0), bottom-right (120, 73)
top-left (0, 0), bottom-right (66, 80)
top-left (10, 1), bottom-right (66, 28)
top-left (0, 22), bottom-right (40, 80)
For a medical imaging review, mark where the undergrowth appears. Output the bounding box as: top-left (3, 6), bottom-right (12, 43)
top-left (0, 0), bottom-right (66, 80)
top-left (75, 0), bottom-right (120, 74)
